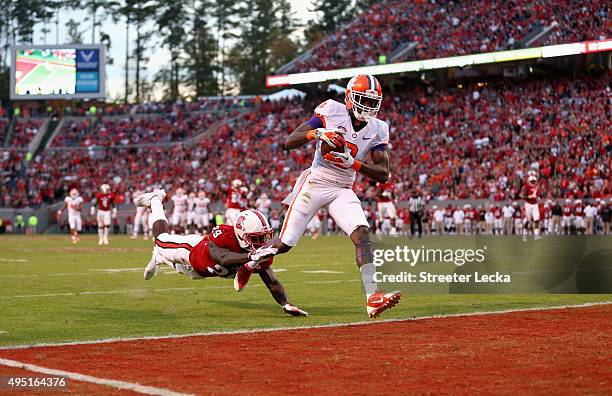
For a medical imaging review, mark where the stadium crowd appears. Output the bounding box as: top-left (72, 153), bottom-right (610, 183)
top-left (51, 109), bottom-right (241, 147)
top-left (0, 73), bottom-right (609, 213)
top-left (284, 0), bottom-right (610, 73)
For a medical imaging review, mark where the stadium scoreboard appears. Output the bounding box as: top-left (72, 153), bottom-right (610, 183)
top-left (10, 44), bottom-right (106, 100)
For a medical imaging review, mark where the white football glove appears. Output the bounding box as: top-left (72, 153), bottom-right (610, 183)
top-left (111, 207), bottom-right (118, 219)
top-left (244, 260), bottom-right (260, 271)
top-left (90, 206), bottom-right (96, 216)
top-left (323, 145), bottom-right (355, 169)
top-left (282, 303), bottom-right (309, 317)
top-left (313, 128), bottom-right (345, 148)
top-left (249, 246), bottom-right (278, 262)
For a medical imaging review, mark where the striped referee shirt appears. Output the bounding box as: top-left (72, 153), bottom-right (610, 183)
top-left (408, 196), bottom-right (424, 213)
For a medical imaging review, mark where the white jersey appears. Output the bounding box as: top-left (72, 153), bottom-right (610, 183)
top-left (132, 192), bottom-right (146, 216)
top-left (194, 197), bottom-right (210, 215)
top-left (502, 205), bottom-right (514, 218)
top-left (65, 196), bottom-right (83, 217)
top-left (310, 99), bottom-right (389, 187)
top-left (172, 195), bottom-right (188, 214)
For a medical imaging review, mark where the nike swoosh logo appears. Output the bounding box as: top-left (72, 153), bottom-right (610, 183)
top-left (362, 136), bottom-right (372, 140)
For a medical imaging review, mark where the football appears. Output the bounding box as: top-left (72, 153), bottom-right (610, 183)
top-left (320, 136), bottom-right (346, 156)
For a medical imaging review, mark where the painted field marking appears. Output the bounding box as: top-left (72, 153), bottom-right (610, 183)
top-left (301, 270), bottom-right (345, 274)
top-left (89, 268), bottom-right (143, 273)
top-left (0, 331), bottom-right (6, 335)
top-left (3, 287), bottom-right (197, 299)
top-left (0, 258), bottom-right (28, 263)
top-left (0, 357), bottom-right (192, 396)
top-left (1, 279), bottom-right (357, 300)
top-left (1, 301), bottom-right (609, 351)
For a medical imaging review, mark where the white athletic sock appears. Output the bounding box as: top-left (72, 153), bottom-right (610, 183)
top-left (150, 197), bottom-right (167, 223)
top-left (534, 227), bottom-right (540, 236)
top-left (98, 228), bottom-right (103, 240)
top-left (103, 227), bottom-right (109, 238)
top-left (360, 263), bottom-right (378, 299)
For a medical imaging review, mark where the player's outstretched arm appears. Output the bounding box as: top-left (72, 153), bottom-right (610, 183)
top-left (209, 241), bottom-right (251, 267)
top-left (57, 201), bottom-right (67, 215)
top-left (259, 267), bottom-right (308, 316)
top-left (357, 149), bottom-right (391, 183)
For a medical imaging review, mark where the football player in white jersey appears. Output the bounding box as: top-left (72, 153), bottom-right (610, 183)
top-left (170, 188), bottom-right (189, 234)
top-left (193, 191), bottom-right (212, 234)
top-left (187, 192), bottom-right (197, 233)
top-left (58, 188), bottom-right (84, 244)
top-left (131, 190), bottom-right (149, 240)
top-left (236, 74), bottom-right (401, 318)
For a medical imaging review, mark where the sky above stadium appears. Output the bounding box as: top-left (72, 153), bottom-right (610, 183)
top-left (32, 0), bottom-right (315, 101)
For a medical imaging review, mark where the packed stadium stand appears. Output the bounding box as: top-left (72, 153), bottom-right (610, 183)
top-left (10, 118), bottom-right (44, 147)
top-left (280, 0), bottom-right (610, 73)
top-left (1, 72), bottom-right (609, 210)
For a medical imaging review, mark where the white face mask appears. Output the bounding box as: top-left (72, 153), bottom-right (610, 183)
top-left (349, 91), bottom-right (382, 121)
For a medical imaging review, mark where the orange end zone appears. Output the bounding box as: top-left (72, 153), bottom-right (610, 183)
top-left (0, 305), bottom-right (610, 395)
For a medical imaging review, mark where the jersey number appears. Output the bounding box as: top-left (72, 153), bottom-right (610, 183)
top-left (345, 142), bottom-right (358, 157)
top-left (211, 226), bottom-right (222, 238)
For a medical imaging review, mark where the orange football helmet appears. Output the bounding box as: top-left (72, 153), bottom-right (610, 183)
top-left (345, 74), bottom-right (383, 121)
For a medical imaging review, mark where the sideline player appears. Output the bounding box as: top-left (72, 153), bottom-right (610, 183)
top-left (376, 181), bottom-right (396, 232)
top-left (135, 189), bottom-right (307, 317)
top-left (226, 179), bottom-right (246, 225)
top-left (261, 74), bottom-right (401, 318)
top-left (170, 188), bottom-right (189, 234)
top-left (90, 184), bottom-right (116, 245)
top-left (58, 188), bottom-right (83, 243)
top-left (131, 190), bottom-right (149, 240)
top-left (521, 170), bottom-right (541, 240)
top-left (193, 191), bottom-right (212, 235)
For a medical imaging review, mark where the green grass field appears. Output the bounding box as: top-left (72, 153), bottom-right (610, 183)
top-left (0, 235), bottom-right (610, 347)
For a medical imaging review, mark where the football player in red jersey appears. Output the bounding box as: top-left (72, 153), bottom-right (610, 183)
top-left (521, 170), bottom-right (541, 240)
top-left (573, 199), bottom-right (585, 234)
top-left (90, 184), bottom-right (116, 245)
top-left (225, 179), bottom-right (246, 225)
top-left (561, 199), bottom-right (573, 235)
top-left (376, 181), bottom-right (396, 232)
top-left (135, 189), bottom-right (307, 317)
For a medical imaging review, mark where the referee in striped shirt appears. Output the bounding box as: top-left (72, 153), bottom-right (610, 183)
top-left (408, 190), bottom-right (424, 238)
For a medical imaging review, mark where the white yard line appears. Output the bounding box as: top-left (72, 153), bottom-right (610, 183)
top-left (0, 258), bottom-right (29, 262)
top-left (0, 279), bottom-right (358, 299)
top-left (0, 301), bottom-right (609, 351)
top-left (301, 270), bottom-right (346, 274)
top-left (0, 357), bottom-right (192, 396)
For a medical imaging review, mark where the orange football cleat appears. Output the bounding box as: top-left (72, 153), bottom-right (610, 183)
top-left (367, 290), bottom-right (401, 318)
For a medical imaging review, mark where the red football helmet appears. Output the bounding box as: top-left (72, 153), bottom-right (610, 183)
top-left (345, 74), bottom-right (383, 121)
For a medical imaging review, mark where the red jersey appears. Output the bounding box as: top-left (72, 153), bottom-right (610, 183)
top-left (226, 188), bottom-right (244, 209)
top-left (573, 205), bottom-right (583, 216)
top-left (562, 204), bottom-right (572, 216)
top-left (376, 182), bottom-right (394, 203)
top-left (522, 183), bottom-right (539, 205)
top-left (493, 207), bottom-right (503, 219)
top-left (96, 192), bottom-right (114, 211)
top-left (189, 225), bottom-right (272, 278)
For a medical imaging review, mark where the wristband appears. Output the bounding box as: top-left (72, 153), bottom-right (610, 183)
top-left (351, 160), bottom-right (362, 171)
